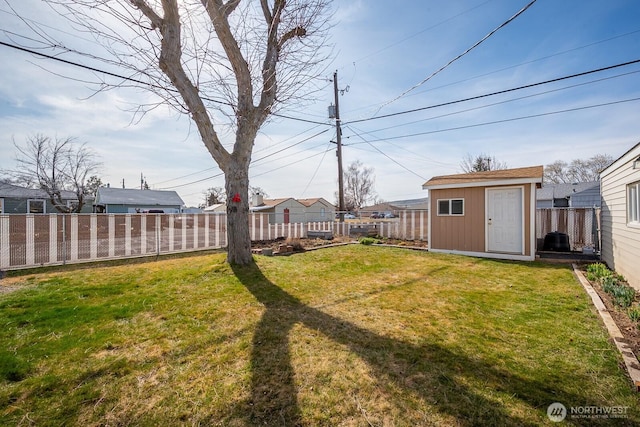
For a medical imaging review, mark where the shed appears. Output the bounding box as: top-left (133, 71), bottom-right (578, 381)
top-left (600, 142), bottom-right (640, 290)
top-left (422, 166), bottom-right (543, 261)
top-left (95, 187), bottom-right (184, 213)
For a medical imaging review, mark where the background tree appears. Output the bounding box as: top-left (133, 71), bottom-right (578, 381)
top-left (544, 154), bottom-right (613, 183)
top-left (7, 135), bottom-right (100, 213)
top-left (33, 0), bottom-right (332, 264)
top-left (249, 186), bottom-right (270, 199)
top-left (203, 186), bottom-right (226, 207)
top-left (341, 160), bottom-right (377, 211)
top-left (85, 175), bottom-right (104, 198)
top-left (460, 153), bottom-right (508, 173)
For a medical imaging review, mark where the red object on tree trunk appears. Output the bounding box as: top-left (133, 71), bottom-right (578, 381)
top-left (231, 193), bottom-right (241, 203)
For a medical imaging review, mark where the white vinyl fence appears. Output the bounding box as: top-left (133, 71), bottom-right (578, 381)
top-left (1, 210), bottom-right (428, 270)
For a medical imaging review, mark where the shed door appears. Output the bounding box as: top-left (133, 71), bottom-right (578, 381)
top-left (487, 188), bottom-right (523, 253)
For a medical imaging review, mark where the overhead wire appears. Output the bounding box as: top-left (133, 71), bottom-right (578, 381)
top-left (368, 0), bottom-right (537, 116)
top-left (350, 69), bottom-right (640, 135)
top-left (346, 96), bottom-right (640, 144)
top-left (344, 58), bottom-right (640, 125)
top-left (0, 39), bottom-right (332, 126)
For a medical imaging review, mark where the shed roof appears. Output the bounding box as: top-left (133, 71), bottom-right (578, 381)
top-left (95, 187), bottom-right (184, 206)
top-left (422, 166), bottom-right (543, 190)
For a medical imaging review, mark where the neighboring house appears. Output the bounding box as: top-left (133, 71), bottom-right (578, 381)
top-left (298, 198), bottom-right (335, 222)
top-left (361, 198), bottom-right (430, 217)
top-left (536, 181), bottom-right (600, 208)
top-left (249, 194), bottom-right (306, 224)
top-left (203, 203), bottom-right (226, 213)
top-left (422, 166), bottom-right (543, 261)
top-left (0, 182), bottom-right (93, 214)
top-left (95, 187), bottom-right (184, 213)
top-left (600, 142), bottom-right (640, 290)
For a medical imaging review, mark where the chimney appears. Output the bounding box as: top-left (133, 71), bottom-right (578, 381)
top-left (252, 193), bottom-right (263, 206)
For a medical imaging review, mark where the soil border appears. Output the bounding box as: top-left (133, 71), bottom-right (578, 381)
top-left (572, 264), bottom-right (640, 391)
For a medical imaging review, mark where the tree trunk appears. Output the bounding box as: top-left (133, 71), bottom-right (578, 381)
top-left (225, 155), bottom-right (252, 265)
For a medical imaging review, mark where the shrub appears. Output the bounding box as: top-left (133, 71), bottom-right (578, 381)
top-left (611, 284), bottom-right (636, 309)
top-left (586, 263), bottom-right (611, 282)
top-left (601, 275), bottom-right (619, 294)
top-left (628, 305), bottom-right (640, 323)
top-left (359, 237), bottom-right (380, 245)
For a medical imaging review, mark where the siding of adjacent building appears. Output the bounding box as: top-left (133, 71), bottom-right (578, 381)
top-left (600, 143), bottom-right (640, 290)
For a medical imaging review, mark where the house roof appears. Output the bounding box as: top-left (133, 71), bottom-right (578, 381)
top-left (95, 187), bottom-right (184, 206)
top-left (0, 182), bottom-right (80, 200)
top-left (422, 166), bottom-right (544, 190)
top-left (537, 181), bottom-right (599, 201)
top-left (297, 198), bottom-right (334, 208)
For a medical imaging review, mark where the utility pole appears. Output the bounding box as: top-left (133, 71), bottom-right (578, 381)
top-left (332, 71), bottom-right (346, 222)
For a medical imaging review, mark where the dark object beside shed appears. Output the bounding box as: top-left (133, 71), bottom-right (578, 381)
top-left (543, 231), bottom-right (571, 252)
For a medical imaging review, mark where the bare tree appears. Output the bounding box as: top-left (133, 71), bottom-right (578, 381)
top-left (460, 153), bottom-right (508, 173)
top-left (203, 186), bottom-right (226, 207)
top-left (342, 160), bottom-right (376, 211)
top-left (249, 186), bottom-right (270, 199)
top-left (32, 0), bottom-right (332, 264)
top-left (9, 135), bottom-right (100, 213)
top-left (544, 154), bottom-right (613, 183)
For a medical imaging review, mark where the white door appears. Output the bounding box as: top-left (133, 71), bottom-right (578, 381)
top-left (487, 188), bottom-right (523, 253)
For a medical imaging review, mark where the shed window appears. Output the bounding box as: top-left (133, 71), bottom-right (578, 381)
top-left (28, 199), bottom-right (46, 214)
top-left (629, 181), bottom-right (640, 224)
top-left (437, 198), bottom-right (464, 216)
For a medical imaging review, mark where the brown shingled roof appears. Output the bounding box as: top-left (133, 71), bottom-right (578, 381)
top-left (423, 165), bottom-right (543, 188)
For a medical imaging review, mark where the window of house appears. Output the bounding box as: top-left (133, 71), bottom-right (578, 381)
top-left (629, 181), bottom-right (640, 224)
top-left (437, 198), bottom-right (464, 216)
top-left (28, 199), bottom-right (46, 214)
top-left (320, 207), bottom-right (325, 218)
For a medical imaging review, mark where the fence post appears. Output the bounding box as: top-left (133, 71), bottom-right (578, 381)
top-left (156, 214), bottom-right (161, 256)
top-left (108, 215), bottom-right (115, 258)
top-left (0, 216), bottom-right (9, 269)
top-left (49, 214), bottom-right (57, 264)
top-left (90, 214), bottom-right (98, 260)
top-left (125, 214), bottom-right (132, 256)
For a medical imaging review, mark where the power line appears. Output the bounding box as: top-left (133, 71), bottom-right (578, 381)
top-left (0, 39), bottom-right (331, 126)
top-left (348, 96), bottom-right (640, 143)
top-left (158, 129), bottom-right (329, 190)
top-left (345, 58), bottom-right (640, 125)
top-left (345, 126), bottom-right (427, 180)
top-left (350, 69), bottom-right (640, 135)
top-left (349, 0), bottom-right (494, 65)
top-left (369, 0), bottom-right (537, 116)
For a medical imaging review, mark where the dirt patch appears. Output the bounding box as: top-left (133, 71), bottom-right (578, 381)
top-left (250, 237), bottom-right (428, 254)
top-left (583, 269), bottom-right (640, 361)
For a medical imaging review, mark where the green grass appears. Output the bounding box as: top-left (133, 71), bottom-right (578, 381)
top-left (0, 246), bottom-right (638, 426)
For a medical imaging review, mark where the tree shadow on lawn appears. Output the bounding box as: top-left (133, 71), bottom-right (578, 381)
top-left (230, 262), bottom-right (614, 426)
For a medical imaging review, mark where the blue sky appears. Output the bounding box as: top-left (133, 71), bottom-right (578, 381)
top-left (1, 0), bottom-right (640, 207)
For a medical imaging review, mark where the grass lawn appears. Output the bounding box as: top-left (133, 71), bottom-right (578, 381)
top-left (0, 245), bottom-right (638, 426)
